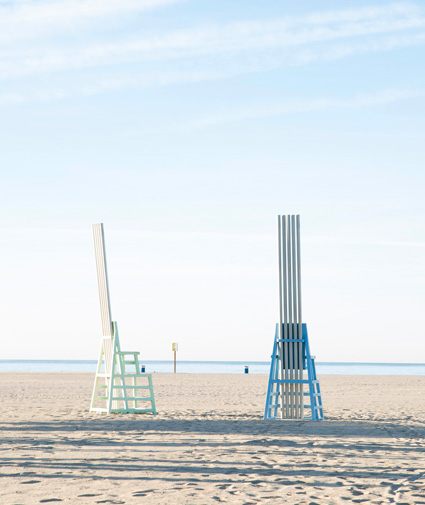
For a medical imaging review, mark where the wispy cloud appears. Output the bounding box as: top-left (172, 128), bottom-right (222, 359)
top-left (165, 88), bottom-right (423, 131)
top-left (305, 236), bottom-right (425, 248)
top-left (1, 2), bottom-right (424, 80)
top-left (1, 66), bottom-right (424, 110)
top-left (0, 1), bottom-right (421, 44)
top-left (0, 2), bottom-right (424, 103)
top-left (287, 31), bottom-right (425, 66)
top-left (0, 0), bottom-right (185, 43)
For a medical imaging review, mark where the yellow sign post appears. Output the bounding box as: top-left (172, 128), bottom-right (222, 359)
top-left (172, 342), bottom-right (178, 373)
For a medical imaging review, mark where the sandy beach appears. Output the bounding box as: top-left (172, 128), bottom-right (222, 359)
top-left (1, 372), bottom-right (424, 504)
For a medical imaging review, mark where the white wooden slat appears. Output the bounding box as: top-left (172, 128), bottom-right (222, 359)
top-left (103, 337), bottom-right (114, 375)
top-left (277, 216), bottom-right (284, 419)
top-left (296, 215), bottom-right (304, 418)
top-left (287, 216), bottom-right (295, 418)
top-left (282, 216), bottom-right (289, 418)
top-left (291, 215), bottom-right (299, 418)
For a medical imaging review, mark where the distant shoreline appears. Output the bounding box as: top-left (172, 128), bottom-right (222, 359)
top-left (0, 360), bottom-right (424, 375)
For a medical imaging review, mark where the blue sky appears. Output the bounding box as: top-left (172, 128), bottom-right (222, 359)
top-left (0, 0), bottom-right (424, 362)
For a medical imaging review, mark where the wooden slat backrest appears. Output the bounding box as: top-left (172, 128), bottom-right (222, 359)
top-left (92, 223), bottom-right (113, 337)
top-left (278, 215), bottom-right (304, 418)
top-left (103, 337), bottom-right (114, 375)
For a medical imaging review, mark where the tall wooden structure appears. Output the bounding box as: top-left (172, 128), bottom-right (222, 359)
top-left (90, 223), bottom-right (156, 415)
top-left (264, 215), bottom-right (323, 420)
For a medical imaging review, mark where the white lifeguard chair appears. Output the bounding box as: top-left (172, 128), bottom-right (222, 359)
top-left (89, 223), bottom-right (156, 415)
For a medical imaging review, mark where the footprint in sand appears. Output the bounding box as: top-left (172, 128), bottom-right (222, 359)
top-left (95, 501), bottom-right (125, 504)
top-left (132, 490), bottom-right (155, 497)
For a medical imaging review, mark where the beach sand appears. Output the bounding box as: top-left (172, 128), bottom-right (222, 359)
top-left (0, 372), bottom-right (424, 504)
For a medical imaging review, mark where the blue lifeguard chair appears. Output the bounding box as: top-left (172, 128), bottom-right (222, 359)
top-left (264, 215), bottom-right (323, 420)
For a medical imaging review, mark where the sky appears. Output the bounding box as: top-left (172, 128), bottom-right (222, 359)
top-left (0, 0), bottom-right (424, 363)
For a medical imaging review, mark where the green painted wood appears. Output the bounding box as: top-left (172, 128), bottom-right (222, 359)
top-left (90, 321), bottom-right (157, 415)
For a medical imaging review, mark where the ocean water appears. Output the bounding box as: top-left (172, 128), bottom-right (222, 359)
top-left (0, 360), bottom-right (424, 375)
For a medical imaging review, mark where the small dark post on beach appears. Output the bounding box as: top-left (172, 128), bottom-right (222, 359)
top-left (172, 342), bottom-right (178, 373)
